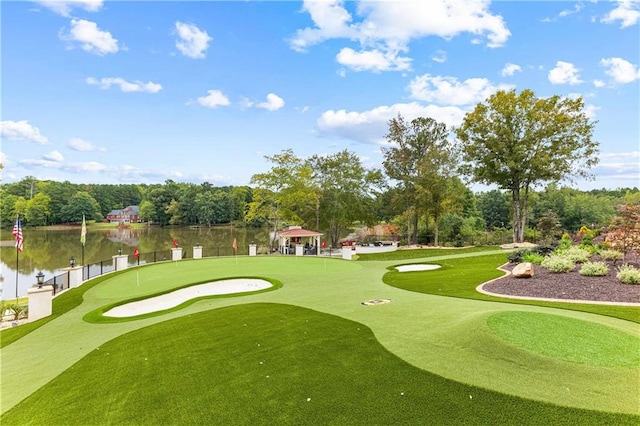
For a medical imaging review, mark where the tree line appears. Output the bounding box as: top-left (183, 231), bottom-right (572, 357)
top-left (2, 89), bottom-right (638, 245)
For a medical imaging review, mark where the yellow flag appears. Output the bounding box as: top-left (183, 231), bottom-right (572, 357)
top-left (81, 215), bottom-right (87, 246)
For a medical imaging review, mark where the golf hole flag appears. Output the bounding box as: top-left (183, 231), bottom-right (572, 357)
top-left (134, 247), bottom-right (140, 259)
top-left (12, 215), bottom-right (24, 252)
top-left (233, 238), bottom-right (238, 253)
top-left (173, 239), bottom-right (178, 248)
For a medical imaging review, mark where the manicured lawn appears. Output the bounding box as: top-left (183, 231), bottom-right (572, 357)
top-left (1, 251), bottom-right (638, 422)
top-left (357, 245), bottom-right (500, 261)
top-left (382, 253), bottom-right (640, 323)
top-left (2, 304), bottom-right (637, 426)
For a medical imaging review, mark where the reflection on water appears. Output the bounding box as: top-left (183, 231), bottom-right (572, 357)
top-left (0, 225), bottom-right (268, 299)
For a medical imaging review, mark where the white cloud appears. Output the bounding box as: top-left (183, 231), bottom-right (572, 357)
top-left (592, 151), bottom-right (640, 182)
top-left (20, 159), bottom-right (108, 173)
top-left (113, 165), bottom-right (184, 183)
top-left (0, 120), bottom-right (49, 144)
top-left (290, 0), bottom-right (510, 73)
top-left (35, 0), bottom-right (103, 17)
top-left (68, 138), bottom-right (105, 152)
top-left (174, 22), bottom-right (212, 59)
top-left (431, 50), bottom-right (447, 63)
top-left (559, 3), bottom-right (583, 18)
top-left (336, 47), bottom-right (411, 72)
top-left (548, 61), bottom-right (583, 85)
top-left (256, 93), bottom-right (285, 111)
top-left (317, 102), bottom-right (467, 144)
top-left (407, 74), bottom-right (513, 106)
top-left (583, 104), bottom-right (601, 119)
top-left (59, 19), bottom-right (119, 55)
top-left (196, 90), bottom-right (230, 108)
top-left (501, 63), bottom-right (521, 77)
top-left (600, 57), bottom-right (640, 84)
top-left (86, 77), bottom-right (162, 93)
top-left (43, 150), bottom-right (64, 162)
top-left (593, 79), bottom-right (606, 88)
top-left (601, 0), bottom-right (640, 28)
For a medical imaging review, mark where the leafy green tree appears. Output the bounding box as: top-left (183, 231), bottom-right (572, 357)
top-left (60, 191), bottom-right (102, 222)
top-left (25, 193), bottom-right (51, 226)
top-left (456, 89), bottom-right (599, 242)
top-left (477, 190), bottom-right (511, 230)
top-left (40, 180), bottom-right (79, 223)
top-left (537, 210), bottom-right (562, 241)
top-left (145, 187), bottom-right (173, 226)
top-left (166, 199), bottom-right (183, 225)
top-left (246, 149), bottom-right (317, 250)
top-left (0, 190), bottom-right (18, 226)
top-left (138, 200), bottom-right (156, 224)
top-left (308, 150), bottom-right (385, 247)
top-left (383, 115), bottom-right (459, 246)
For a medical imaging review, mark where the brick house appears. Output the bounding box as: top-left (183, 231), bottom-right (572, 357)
top-left (105, 205), bottom-right (141, 223)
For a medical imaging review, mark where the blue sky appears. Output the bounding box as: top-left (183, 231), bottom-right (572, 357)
top-left (1, 0), bottom-right (639, 191)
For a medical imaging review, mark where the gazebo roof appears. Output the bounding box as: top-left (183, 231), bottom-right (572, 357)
top-left (277, 228), bottom-right (322, 237)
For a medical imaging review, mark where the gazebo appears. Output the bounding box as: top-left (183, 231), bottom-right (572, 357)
top-left (276, 226), bottom-right (323, 256)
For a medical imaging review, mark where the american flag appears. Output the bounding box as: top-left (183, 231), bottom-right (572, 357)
top-left (12, 215), bottom-right (24, 252)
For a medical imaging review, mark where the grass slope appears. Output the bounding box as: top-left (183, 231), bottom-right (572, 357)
top-left (2, 304), bottom-right (637, 426)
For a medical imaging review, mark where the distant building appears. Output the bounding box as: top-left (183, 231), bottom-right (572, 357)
top-left (105, 205), bottom-right (140, 224)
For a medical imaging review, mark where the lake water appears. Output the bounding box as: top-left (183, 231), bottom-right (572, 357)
top-left (0, 225), bottom-right (269, 300)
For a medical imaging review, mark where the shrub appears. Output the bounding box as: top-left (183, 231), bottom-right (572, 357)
top-left (557, 235), bottom-right (573, 250)
top-left (541, 255), bottom-right (575, 273)
top-left (522, 253), bottom-right (545, 265)
top-left (599, 250), bottom-right (623, 263)
top-left (508, 249), bottom-right (531, 263)
top-left (579, 261), bottom-right (609, 276)
top-left (559, 247), bottom-right (592, 263)
top-left (533, 244), bottom-right (556, 256)
top-left (616, 264), bottom-right (640, 285)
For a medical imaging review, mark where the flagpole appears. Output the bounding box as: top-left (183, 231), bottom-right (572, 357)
top-left (15, 246), bottom-right (19, 300)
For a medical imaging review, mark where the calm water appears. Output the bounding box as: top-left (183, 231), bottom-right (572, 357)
top-left (0, 225), bottom-right (269, 300)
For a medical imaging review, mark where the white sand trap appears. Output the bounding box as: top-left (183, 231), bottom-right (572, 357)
top-left (104, 278), bottom-right (272, 318)
top-left (395, 264), bottom-right (441, 272)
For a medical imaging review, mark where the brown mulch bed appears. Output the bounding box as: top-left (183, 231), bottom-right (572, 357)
top-left (483, 254), bottom-right (640, 304)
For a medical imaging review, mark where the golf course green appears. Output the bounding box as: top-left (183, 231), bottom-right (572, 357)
top-left (1, 249), bottom-right (638, 425)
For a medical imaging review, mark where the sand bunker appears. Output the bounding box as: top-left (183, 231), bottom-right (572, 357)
top-left (104, 278), bottom-right (272, 318)
top-left (395, 264), bottom-right (441, 272)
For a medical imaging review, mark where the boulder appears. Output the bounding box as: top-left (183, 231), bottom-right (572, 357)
top-left (512, 262), bottom-right (534, 278)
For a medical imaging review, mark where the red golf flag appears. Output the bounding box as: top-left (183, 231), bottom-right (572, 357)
top-left (321, 240), bottom-right (327, 248)
top-left (133, 247), bottom-right (140, 259)
top-left (232, 238), bottom-right (237, 253)
top-left (172, 239), bottom-right (178, 248)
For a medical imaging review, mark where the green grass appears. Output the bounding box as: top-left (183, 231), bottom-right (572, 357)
top-left (0, 272), bottom-right (123, 348)
top-left (357, 245), bottom-right (501, 261)
top-left (2, 304), bottom-right (637, 426)
top-left (2, 251), bottom-right (638, 420)
top-left (487, 312), bottom-right (640, 367)
top-left (382, 253), bottom-right (640, 323)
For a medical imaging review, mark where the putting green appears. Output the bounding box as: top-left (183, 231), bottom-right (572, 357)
top-left (1, 253), bottom-right (638, 417)
top-left (487, 312), bottom-right (640, 368)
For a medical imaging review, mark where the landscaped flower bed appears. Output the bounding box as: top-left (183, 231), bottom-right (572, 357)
top-left (484, 252), bottom-right (640, 303)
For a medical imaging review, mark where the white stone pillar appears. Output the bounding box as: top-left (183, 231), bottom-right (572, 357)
top-left (193, 246), bottom-right (203, 259)
top-left (295, 244), bottom-right (304, 256)
top-left (171, 247), bottom-right (183, 261)
top-left (249, 244), bottom-right (257, 256)
top-left (342, 246), bottom-right (353, 260)
top-left (113, 255), bottom-right (128, 271)
top-left (28, 285), bottom-right (53, 322)
top-left (63, 266), bottom-right (84, 288)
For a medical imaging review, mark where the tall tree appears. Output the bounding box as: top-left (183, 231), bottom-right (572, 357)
top-left (308, 150), bottom-right (385, 247)
top-left (246, 149), bottom-right (316, 251)
top-left (383, 115), bottom-right (459, 245)
top-left (60, 191), bottom-right (102, 222)
top-left (456, 89), bottom-right (598, 242)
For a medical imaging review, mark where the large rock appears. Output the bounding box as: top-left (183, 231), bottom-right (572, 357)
top-left (512, 262), bottom-right (534, 278)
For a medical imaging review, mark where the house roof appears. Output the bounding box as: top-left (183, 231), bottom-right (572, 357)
top-left (277, 228), bottom-right (323, 237)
